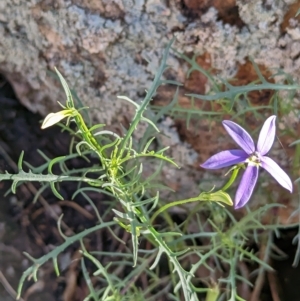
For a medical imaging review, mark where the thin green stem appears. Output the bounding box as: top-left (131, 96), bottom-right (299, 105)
top-left (118, 38), bottom-right (175, 158)
top-left (221, 165), bottom-right (241, 192)
top-left (188, 83), bottom-right (300, 101)
top-left (150, 195), bottom-right (205, 224)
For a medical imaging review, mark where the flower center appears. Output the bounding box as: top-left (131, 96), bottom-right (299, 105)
top-left (247, 151), bottom-right (261, 166)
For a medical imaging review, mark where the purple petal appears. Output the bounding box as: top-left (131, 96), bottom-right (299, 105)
top-left (257, 115), bottom-right (276, 155)
top-left (261, 156), bottom-right (293, 192)
top-left (222, 120), bottom-right (255, 155)
top-left (201, 149), bottom-right (248, 169)
top-left (235, 165), bottom-right (259, 209)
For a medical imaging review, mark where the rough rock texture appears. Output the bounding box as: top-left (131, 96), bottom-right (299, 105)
top-left (0, 0), bottom-right (299, 209)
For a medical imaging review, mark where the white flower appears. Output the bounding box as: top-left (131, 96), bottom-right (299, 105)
top-left (41, 110), bottom-right (73, 129)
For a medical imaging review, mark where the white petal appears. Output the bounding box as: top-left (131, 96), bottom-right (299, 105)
top-left (261, 156), bottom-right (293, 192)
top-left (41, 110), bottom-right (72, 129)
top-left (257, 115), bottom-right (276, 155)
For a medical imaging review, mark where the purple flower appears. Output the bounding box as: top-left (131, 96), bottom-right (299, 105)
top-left (201, 116), bottom-right (293, 209)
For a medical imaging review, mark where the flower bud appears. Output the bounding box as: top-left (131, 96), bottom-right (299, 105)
top-left (41, 110), bottom-right (73, 129)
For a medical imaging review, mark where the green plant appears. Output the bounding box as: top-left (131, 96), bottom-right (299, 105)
top-left (1, 39), bottom-right (300, 301)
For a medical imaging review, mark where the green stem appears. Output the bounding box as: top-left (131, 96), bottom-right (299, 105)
top-left (188, 83), bottom-right (300, 101)
top-left (151, 166), bottom-right (242, 223)
top-left (118, 38), bottom-right (175, 158)
top-left (205, 286), bottom-right (220, 301)
top-left (221, 165), bottom-right (241, 191)
top-left (74, 113), bottom-right (103, 154)
top-left (150, 195), bottom-right (205, 224)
